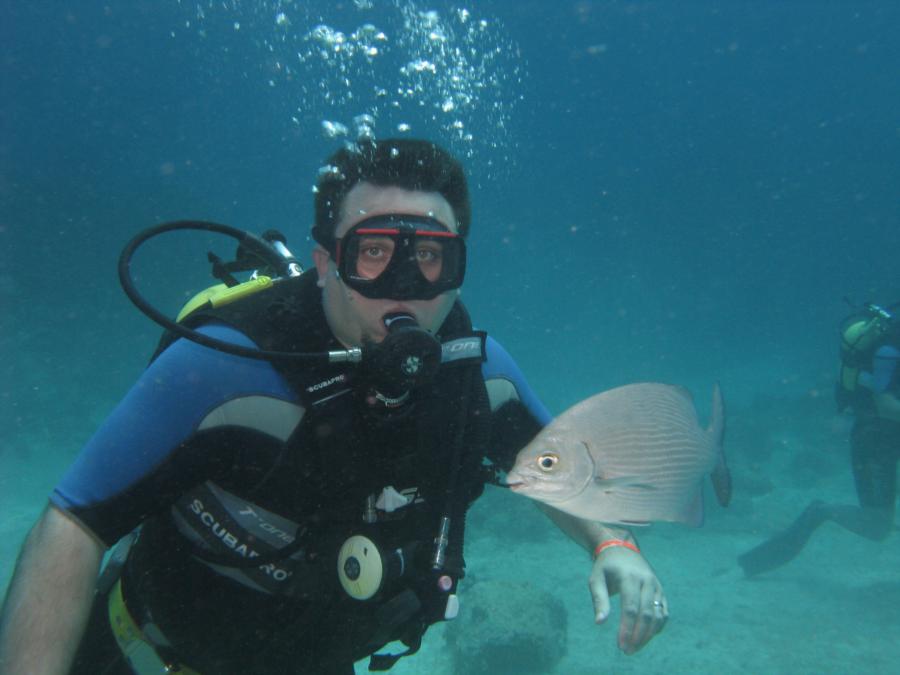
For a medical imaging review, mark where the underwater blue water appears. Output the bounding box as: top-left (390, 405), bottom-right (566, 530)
top-left (2, 2), bottom-right (899, 673)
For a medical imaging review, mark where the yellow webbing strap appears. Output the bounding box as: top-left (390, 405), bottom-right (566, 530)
top-left (108, 579), bottom-right (201, 674)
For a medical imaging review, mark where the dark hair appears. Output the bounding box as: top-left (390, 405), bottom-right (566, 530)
top-left (312, 139), bottom-right (470, 248)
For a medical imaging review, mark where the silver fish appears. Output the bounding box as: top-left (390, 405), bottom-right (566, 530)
top-left (506, 382), bottom-right (730, 526)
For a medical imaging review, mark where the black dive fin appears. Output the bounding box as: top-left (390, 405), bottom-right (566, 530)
top-left (738, 501), bottom-right (828, 577)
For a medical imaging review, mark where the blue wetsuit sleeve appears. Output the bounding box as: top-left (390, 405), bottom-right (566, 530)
top-left (482, 336), bottom-right (552, 425)
top-left (50, 324), bottom-right (296, 543)
top-left (481, 336), bottom-right (551, 469)
top-left (870, 344), bottom-right (900, 393)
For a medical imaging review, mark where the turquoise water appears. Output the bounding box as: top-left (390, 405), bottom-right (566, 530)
top-left (2, 2), bottom-right (898, 673)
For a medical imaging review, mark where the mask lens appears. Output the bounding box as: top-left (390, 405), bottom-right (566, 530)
top-left (414, 238), bottom-right (446, 282)
top-left (336, 215), bottom-right (466, 299)
top-left (353, 234), bottom-right (396, 280)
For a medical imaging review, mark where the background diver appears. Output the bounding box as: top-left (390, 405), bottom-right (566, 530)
top-left (739, 301), bottom-right (900, 577)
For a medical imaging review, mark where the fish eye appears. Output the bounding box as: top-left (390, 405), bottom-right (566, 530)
top-left (537, 453), bottom-right (559, 472)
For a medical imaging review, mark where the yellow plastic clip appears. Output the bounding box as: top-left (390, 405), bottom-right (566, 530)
top-left (176, 276), bottom-right (274, 323)
top-left (208, 275), bottom-right (274, 308)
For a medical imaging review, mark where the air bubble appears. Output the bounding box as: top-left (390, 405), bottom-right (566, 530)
top-left (321, 120), bottom-right (349, 137)
top-left (173, 1), bottom-right (524, 173)
top-left (317, 164), bottom-right (345, 180)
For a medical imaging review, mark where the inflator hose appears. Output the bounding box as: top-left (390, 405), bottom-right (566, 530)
top-left (118, 220), bottom-right (335, 363)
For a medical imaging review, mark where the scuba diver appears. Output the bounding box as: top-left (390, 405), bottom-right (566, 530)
top-left (0, 139), bottom-right (667, 674)
top-left (739, 300), bottom-right (900, 577)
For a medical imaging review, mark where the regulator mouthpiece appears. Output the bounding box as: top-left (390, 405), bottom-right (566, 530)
top-left (362, 313), bottom-right (441, 400)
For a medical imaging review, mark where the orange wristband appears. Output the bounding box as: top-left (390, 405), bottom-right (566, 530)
top-left (593, 539), bottom-right (640, 559)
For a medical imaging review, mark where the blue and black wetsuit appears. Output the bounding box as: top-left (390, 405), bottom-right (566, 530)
top-left (54, 272), bottom-right (551, 674)
top-left (851, 340), bottom-right (900, 511)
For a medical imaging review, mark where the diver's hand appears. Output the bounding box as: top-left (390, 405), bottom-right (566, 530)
top-left (589, 545), bottom-right (667, 654)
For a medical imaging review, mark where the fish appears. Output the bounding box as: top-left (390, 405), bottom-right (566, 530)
top-left (505, 382), bottom-right (730, 526)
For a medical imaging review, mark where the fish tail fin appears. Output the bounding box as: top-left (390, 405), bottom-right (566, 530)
top-left (708, 382), bottom-right (732, 507)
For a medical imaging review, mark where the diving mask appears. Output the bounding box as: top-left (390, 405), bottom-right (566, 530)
top-left (331, 214), bottom-right (466, 300)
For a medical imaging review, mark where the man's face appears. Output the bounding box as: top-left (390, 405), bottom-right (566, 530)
top-left (313, 182), bottom-right (460, 347)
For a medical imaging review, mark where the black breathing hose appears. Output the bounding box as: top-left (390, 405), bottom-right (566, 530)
top-left (118, 220), bottom-right (348, 364)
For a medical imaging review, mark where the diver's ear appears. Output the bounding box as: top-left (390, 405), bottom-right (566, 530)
top-left (312, 245), bottom-right (330, 287)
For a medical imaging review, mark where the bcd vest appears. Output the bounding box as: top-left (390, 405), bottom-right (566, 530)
top-left (126, 270), bottom-right (492, 672)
